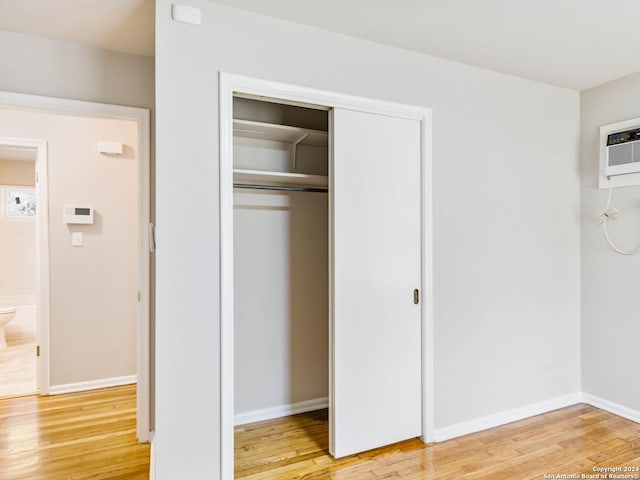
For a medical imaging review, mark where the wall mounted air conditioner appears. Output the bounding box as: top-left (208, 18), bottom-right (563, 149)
top-left (604, 126), bottom-right (640, 177)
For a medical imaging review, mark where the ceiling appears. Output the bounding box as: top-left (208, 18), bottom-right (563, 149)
top-left (208, 0), bottom-right (640, 91)
top-left (0, 0), bottom-right (154, 57)
top-left (0, 0), bottom-right (639, 90)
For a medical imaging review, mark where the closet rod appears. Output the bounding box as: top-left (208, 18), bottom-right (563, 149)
top-left (233, 183), bottom-right (328, 193)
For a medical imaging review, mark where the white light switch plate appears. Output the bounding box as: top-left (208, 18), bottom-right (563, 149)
top-left (72, 232), bottom-right (83, 247)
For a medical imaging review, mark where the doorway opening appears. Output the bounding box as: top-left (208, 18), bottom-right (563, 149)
top-left (0, 92), bottom-right (151, 442)
top-left (0, 144), bottom-right (39, 398)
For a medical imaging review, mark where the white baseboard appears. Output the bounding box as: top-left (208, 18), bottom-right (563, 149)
top-left (582, 392), bottom-right (640, 424)
top-left (48, 374), bottom-right (136, 395)
top-left (0, 294), bottom-right (36, 307)
top-left (433, 392), bottom-right (582, 442)
top-left (235, 397), bottom-right (328, 426)
top-left (149, 431), bottom-right (156, 480)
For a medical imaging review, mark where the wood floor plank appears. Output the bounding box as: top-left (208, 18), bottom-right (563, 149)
top-left (3, 391), bottom-right (639, 480)
top-left (0, 385), bottom-right (149, 480)
top-left (235, 405), bottom-right (640, 480)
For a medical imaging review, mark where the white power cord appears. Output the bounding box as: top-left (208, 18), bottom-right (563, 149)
top-left (599, 181), bottom-right (640, 255)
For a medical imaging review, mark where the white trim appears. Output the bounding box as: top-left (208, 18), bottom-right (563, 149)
top-left (235, 397), bottom-right (329, 426)
top-left (225, 74), bottom-right (428, 121)
top-left (35, 139), bottom-right (50, 396)
top-left (433, 393), bottom-right (582, 442)
top-left (219, 72), bottom-right (434, 479)
top-left (219, 73), bottom-right (235, 480)
top-left (0, 91), bottom-right (149, 123)
top-left (0, 91), bottom-right (151, 442)
top-left (149, 431), bottom-right (156, 480)
top-left (327, 108), bottom-right (336, 458)
top-left (135, 109), bottom-right (152, 443)
top-left (228, 390), bottom-right (639, 448)
top-left (49, 375), bottom-right (137, 395)
top-left (582, 393), bottom-right (640, 424)
top-left (421, 109), bottom-right (435, 443)
top-left (226, 391), bottom-right (640, 450)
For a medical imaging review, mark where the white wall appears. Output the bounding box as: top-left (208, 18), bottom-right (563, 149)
top-left (0, 159), bottom-right (36, 298)
top-left (155, 2), bottom-right (581, 478)
top-left (0, 159), bottom-right (37, 340)
top-left (234, 185), bottom-right (328, 420)
top-left (0, 109), bottom-right (138, 386)
top-left (0, 30), bottom-right (154, 109)
top-left (580, 72), bottom-right (640, 413)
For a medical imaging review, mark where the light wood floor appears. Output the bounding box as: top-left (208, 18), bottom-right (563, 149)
top-left (0, 385), bottom-right (149, 480)
top-left (2, 388), bottom-right (638, 480)
top-left (236, 405), bottom-right (640, 479)
top-left (0, 336), bottom-right (37, 398)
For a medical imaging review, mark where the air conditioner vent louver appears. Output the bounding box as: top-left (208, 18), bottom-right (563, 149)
top-left (605, 126), bottom-right (640, 176)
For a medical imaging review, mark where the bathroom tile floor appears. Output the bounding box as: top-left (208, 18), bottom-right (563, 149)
top-left (0, 337), bottom-right (37, 398)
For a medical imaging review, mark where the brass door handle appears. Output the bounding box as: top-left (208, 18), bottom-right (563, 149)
top-left (414, 289), bottom-right (419, 305)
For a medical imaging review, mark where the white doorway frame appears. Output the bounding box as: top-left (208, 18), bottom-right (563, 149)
top-left (219, 72), bottom-right (434, 479)
top-left (0, 91), bottom-right (152, 442)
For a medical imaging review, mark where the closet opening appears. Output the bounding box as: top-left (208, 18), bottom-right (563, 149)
top-left (232, 95), bottom-right (331, 477)
top-left (221, 73), bottom-right (434, 480)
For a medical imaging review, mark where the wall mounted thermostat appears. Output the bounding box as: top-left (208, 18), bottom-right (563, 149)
top-left (63, 205), bottom-right (94, 224)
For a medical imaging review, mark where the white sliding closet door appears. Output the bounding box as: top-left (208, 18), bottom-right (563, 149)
top-left (330, 108), bottom-right (422, 458)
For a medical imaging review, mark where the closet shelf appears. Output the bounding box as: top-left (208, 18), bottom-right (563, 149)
top-left (233, 119), bottom-right (328, 146)
top-left (233, 169), bottom-right (328, 188)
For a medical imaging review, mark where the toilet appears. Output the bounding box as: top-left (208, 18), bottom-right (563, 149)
top-left (0, 307), bottom-right (16, 349)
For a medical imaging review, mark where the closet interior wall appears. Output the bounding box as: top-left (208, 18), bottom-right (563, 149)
top-left (233, 97), bottom-right (329, 424)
